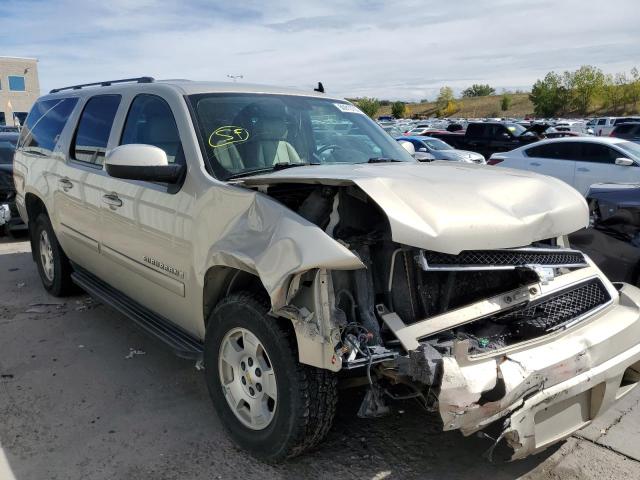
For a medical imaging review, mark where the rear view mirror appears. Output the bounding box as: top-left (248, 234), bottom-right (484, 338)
top-left (105, 144), bottom-right (184, 183)
top-left (398, 140), bottom-right (415, 156)
top-left (615, 157), bottom-right (635, 166)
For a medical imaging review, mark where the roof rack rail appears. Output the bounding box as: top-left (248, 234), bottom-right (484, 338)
top-left (50, 76), bottom-right (155, 94)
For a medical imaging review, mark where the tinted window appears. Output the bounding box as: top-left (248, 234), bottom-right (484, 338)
top-left (73, 95), bottom-right (120, 165)
top-left (20, 98), bottom-right (78, 155)
top-left (525, 142), bottom-right (580, 160)
top-left (597, 119), bottom-right (606, 125)
top-left (8, 76), bottom-right (25, 91)
top-left (466, 123), bottom-right (485, 136)
top-left (580, 143), bottom-right (621, 164)
top-left (120, 94), bottom-right (184, 165)
top-left (614, 124), bottom-right (634, 134)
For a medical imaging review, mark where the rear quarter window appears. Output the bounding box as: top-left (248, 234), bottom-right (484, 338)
top-left (465, 123), bottom-right (485, 136)
top-left (19, 98), bottom-right (79, 155)
top-left (526, 142), bottom-right (579, 160)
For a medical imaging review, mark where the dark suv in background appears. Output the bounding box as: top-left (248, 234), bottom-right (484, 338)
top-left (610, 122), bottom-right (640, 143)
top-left (0, 132), bottom-right (24, 235)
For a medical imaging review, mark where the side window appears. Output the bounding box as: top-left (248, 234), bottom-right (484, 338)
top-left (410, 139), bottom-right (424, 151)
top-left (120, 94), bottom-right (184, 165)
top-left (580, 143), bottom-right (619, 164)
top-left (597, 119), bottom-right (606, 126)
top-left (20, 98), bottom-right (79, 155)
top-left (526, 142), bottom-right (577, 160)
top-left (466, 123), bottom-right (483, 137)
top-left (72, 95), bottom-right (121, 165)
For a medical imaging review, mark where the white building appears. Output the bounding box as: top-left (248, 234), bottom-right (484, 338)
top-left (0, 57), bottom-right (40, 127)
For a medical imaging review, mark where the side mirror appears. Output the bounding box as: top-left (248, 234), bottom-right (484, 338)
top-left (398, 140), bottom-right (415, 156)
top-left (615, 157), bottom-right (635, 167)
top-left (501, 132), bottom-right (511, 139)
top-left (105, 144), bottom-right (184, 183)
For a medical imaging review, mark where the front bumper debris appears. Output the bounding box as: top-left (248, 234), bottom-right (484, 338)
top-left (437, 282), bottom-right (640, 460)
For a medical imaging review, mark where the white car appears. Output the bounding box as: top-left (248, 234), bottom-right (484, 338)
top-left (489, 137), bottom-right (640, 195)
top-left (593, 117), bottom-right (617, 136)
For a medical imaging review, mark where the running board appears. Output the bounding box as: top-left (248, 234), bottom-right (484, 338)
top-left (71, 266), bottom-right (203, 359)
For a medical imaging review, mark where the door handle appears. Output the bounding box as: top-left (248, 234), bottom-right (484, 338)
top-left (577, 167), bottom-right (589, 172)
top-left (529, 162), bottom-right (541, 166)
top-left (58, 178), bottom-right (73, 191)
top-left (102, 193), bottom-right (123, 208)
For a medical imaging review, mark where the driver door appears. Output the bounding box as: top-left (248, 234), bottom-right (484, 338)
top-left (96, 93), bottom-right (194, 332)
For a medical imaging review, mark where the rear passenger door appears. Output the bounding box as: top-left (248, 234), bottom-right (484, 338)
top-left (96, 93), bottom-right (193, 331)
top-left (573, 142), bottom-right (639, 195)
top-left (522, 142), bottom-right (577, 188)
top-left (55, 95), bottom-right (120, 272)
top-left (57, 95), bottom-right (121, 269)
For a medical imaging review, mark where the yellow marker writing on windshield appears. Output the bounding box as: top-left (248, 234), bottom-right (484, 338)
top-left (209, 125), bottom-right (249, 148)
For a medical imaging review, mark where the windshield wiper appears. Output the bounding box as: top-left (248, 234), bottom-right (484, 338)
top-left (367, 157), bottom-right (403, 163)
top-left (226, 162), bottom-right (318, 180)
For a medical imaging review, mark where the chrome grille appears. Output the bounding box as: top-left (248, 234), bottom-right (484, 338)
top-left (422, 248), bottom-right (586, 270)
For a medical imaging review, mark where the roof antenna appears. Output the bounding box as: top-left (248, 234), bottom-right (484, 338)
top-left (314, 82), bottom-right (325, 93)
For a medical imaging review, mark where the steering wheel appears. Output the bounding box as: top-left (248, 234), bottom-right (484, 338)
top-left (317, 144), bottom-right (344, 155)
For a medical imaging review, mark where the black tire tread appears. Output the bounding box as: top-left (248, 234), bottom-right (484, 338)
top-left (33, 213), bottom-right (75, 296)
top-left (209, 291), bottom-right (338, 461)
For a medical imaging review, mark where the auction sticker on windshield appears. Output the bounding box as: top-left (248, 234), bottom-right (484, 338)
top-left (209, 125), bottom-right (250, 148)
top-left (334, 103), bottom-right (365, 114)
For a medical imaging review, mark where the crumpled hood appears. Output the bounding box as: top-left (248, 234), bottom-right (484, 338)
top-left (239, 162), bottom-right (588, 254)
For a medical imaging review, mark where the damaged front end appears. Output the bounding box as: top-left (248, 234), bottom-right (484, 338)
top-left (237, 165), bottom-right (640, 461)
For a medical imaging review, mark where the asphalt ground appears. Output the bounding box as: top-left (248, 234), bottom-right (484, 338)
top-left (1, 234), bottom-right (639, 480)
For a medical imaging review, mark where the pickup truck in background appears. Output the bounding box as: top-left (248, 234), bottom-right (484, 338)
top-left (428, 122), bottom-right (540, 159)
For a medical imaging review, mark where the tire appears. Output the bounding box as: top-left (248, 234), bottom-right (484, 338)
top-left (32, 213), bottom-right (75, 296)
top-left (204, 292), bottom-right (337, 462)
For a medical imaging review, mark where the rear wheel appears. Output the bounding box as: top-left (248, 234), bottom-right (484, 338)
top-left (32, 213), bottom-right (75, 296)
top-left (204, 292), bottom-right (337, 462)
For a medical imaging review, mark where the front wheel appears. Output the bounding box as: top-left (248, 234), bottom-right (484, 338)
top-left (204, 292), bottom-right (337, 462)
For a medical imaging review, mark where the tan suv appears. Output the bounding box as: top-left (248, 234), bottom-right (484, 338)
top-left (13, 77), bottom-right (640, 462)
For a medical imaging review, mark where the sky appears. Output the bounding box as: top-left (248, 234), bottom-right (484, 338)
top-left (1, 0), bottom-right (639, 101)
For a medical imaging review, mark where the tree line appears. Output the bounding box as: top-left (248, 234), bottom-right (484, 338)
top-left (351, 65), bottom-right (640, 119)
top-left (529, 65), bottom-right (640, 117)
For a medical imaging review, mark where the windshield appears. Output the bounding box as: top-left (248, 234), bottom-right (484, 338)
top-left (188, 93), bottom-right (415, 180)
top-left (422, 138), bottom-right (453, 151)
top-left (617, 141), bottom-right (640, 161)
top-left (0, 140), bottom-right (17, 164)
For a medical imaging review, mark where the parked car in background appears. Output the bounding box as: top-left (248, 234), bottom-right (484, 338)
top-left (593, 117), bottom-right (616, 136)
top-left (553, 121), bottom-right (590, 135)
top-left (610, 122), bottom-right (640, 143)
top-left (429, 122), bottom-right (539, 159)
top-left (594, 117), bottom-right (640, 137)
top-left (396, 136), bottom-right (486, 164)
top-left (0, 132), bottom-right (24, 235)
top-left (570, 183), bottom-right (640, 284)
top-left (489, 137), bottom-right (640, 195)
top-left (381, 124), bottom-right (404, 137)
